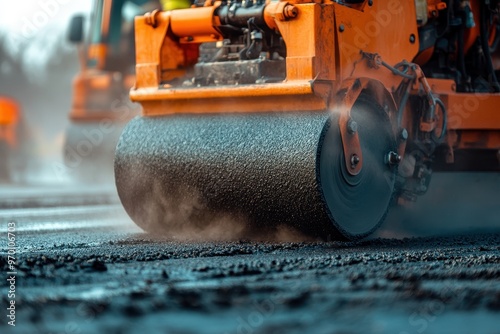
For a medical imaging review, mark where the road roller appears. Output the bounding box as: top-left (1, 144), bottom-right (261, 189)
top-left (115, 0), bottom-right (500, 240)
top-left (64, 0), bottom-right (161, 182)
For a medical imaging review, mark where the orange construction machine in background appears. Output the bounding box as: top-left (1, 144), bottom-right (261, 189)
top-left (114, 0), bottom-right (500, 240)
top-left (0, 96), bottom-right (29, 183)
top-left (65, 0), bottom-right (161, 182)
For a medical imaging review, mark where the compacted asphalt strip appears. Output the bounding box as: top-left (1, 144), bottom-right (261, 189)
top-left (0, 185), bottom-right (499, 334)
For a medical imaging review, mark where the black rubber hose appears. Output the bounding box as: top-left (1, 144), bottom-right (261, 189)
top-left (480, 1), bottom-right (500, 92)
top-left (457, 22), bottom-right (468, 90)
top-left (381, 60), bottom-right (415, 80)
top-left (396, 80), bottom-right (412, 127)
top-left (431, 98), bottom-right (447, 143)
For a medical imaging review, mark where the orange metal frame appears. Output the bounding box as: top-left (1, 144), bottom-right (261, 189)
top-left (131, 0), bottom-right (500, 153)
top-left (132, 1), bottom-right (418, 110)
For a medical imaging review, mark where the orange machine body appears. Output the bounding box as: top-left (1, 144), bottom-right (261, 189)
top-left (0, 96), bottom-right (20, 148)
top-left (131, 0), bottom-right (500, 152)
top-left (69, 0), bottom-right (147, 123)
top-left (70, 70), bottom-right (138, 122)
top-left (133, 1), bottom-right (418, 112)
top-left (129, 0), bottom-right (500, 193)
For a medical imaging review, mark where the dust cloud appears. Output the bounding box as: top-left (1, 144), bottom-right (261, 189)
top-left (379, 172), bottom-right (500, 238)
top-left (122, 179), bottom-right (314, 242)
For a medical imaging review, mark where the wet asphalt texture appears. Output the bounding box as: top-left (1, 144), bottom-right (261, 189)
top-left (1, 187), bottom-right (500, 334)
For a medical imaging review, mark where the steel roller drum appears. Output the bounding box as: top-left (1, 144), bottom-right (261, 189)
top-left (114, 95), bottom-right (397, 240)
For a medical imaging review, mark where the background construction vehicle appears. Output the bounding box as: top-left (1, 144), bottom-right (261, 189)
top-left (115, 0), bottom-right (500, 240)
top-left (0, 96), bottom-right (31, 183)
top-left (65, 0), bottom-right (160, 182)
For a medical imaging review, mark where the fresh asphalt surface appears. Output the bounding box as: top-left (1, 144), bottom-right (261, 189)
top-left (1, 177), bottom-right (499, 334)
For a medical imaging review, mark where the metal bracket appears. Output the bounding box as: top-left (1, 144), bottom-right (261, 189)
top-left (335, 78), bottom-right (367, 176)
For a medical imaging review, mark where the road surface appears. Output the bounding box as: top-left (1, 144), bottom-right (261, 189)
top-left (0, 180), bottom-right (499, 334)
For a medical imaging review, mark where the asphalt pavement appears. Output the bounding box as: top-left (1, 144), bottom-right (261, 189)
top-left (0, 181), bottom-right (499, 334)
